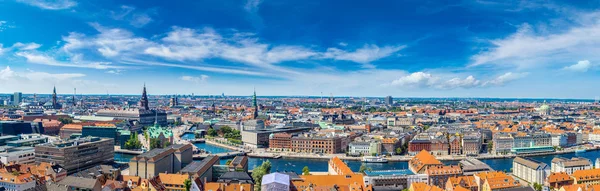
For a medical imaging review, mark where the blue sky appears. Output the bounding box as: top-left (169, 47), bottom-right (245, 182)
top-left (1, 0), bottom-right (600, 98)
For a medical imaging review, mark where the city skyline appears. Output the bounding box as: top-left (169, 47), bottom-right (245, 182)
top-left (2, 0), bottom-right (600, 98)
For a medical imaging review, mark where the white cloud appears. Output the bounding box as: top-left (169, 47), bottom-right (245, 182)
top-left (130, 13), bottom-right (152, 27)
top-left (17, 0), bottom-right (77, 10)
top-left (15, 52), bottom-right (122, 69)
top-left (483, 72), bottom-right (529, 86)
top-left (0, 66), bottom-right (16, 80)
top-left (180, 75), bottom-right (209, 83)
top-left (470, 12), bottom-right (600, 69)
top-left (120, 58), bottom-right (268, 76)
top-left (323, 44), bottom-right (406, 67)
top-left (106, 69), bottom-right (124, 75)
top-left (244, 0), bottom-right (262, 13)
top-left (389, 72), bottom-right (440, 87)
top-left (0, 21), bottom-right (7, 32)
top-left (563, 60), bottom-right (594, 72)
top-left (0, 66), bottom-right (85, 83)
top-left (12, 42), bottom-right (41, 50)
top-left (110, 5), bottom-right (153, 28)
top-left (388, 72), bottom-right (526, 89)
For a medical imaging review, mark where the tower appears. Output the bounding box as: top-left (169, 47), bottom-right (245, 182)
top-left (52, 86), bottom-right (58, 108)
top-left (73, 88), bottom-right (77, 106)
top-left (139, 84), bottom-right (149, 110)
top-left (253, 88), bottom-right (258, 119)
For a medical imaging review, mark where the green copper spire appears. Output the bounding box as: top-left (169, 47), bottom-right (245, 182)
top-left (253, 88), bottom-right (258, 119)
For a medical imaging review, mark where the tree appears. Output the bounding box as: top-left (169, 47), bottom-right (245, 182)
top-left (533, 183), bottom-right (542, 191)
top-left (252, 160), bottom-right (272, 191)
top-left (225, 160), bottom-right (233, 165)
top-left (487, 142), bottom-right (493, 153)
top-left (359, 164), bottom-right (372, 174)
top-left (207, 128), bottom-right (218, 137)
top-left (58, 117), bottom-right (73, 124)
top-left (302, 166), bottom-right (310, 175)
top-left (395, 148), bottom-right (403, 155)
top-left (183, 179), bottom-right (191, 191)
top-left (124, 132), bottom-right (142, 150)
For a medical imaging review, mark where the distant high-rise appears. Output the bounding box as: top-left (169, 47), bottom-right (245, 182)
top-left (385, 96), bottom-right (393, 106)
top-left (52, 86), bottom-right (58, 107)
top-left (12, 92), bottom-right (22, 106)
top-left (139, 84), bottom-right (149, 110)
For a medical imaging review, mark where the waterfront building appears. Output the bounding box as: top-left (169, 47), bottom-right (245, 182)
top-left (180, 155), bottom-right (219, 182)
top-left (228, 156), bottom-right (248, 172)
top-left (459, 158), bottom-right (493, 176)
top-left (290, 135), bottom-right (343, 154)
top-left (431, 138), bottom-right (449, 156)
top-left (128, 144), bottom-right (193, 179)
top-left (261, 172), bottom-right (290, 191)
top-left (409, 182), bottom-right (443, 191)
top-left (512, 157), bottom-right (550, 185)
top-left (329, 157), bottom-right (354, 175)
top-left (551, 134), bottom-right (568, 147)
top-left (409, 150), bottom-right (443, 174)
top-left (269, 133), bottom-right (292, 152)
top-left (363, 169), bottom-right (427, 189)
top-left (449, 134), bottom-right (462, 155)
top-left (426, 165), bottom-right (462, 188)
top-left (571, 169), bottom-right (600, 185)
top-left (462, 136), bottom-right (481, 156)
top-left (511, 133), bottom-right (554, 154)
top-left (492, 133), bottom-right (513, 155)
top-left (551, 157), bottom-right (592, 175)
top-left (381, 138), bottom-right (400, 155)
top-left (35, 137), bottom-right (114, 173)
top-left (243, 126), bottom-right (311, 148)
top-left (82, 124), bottom-right (117, 143)
top-left (145, 122), bottom-right (174, 147)
top-left (445, 176), bottom-right (478, 191)
top-left (408, 139), bottom-right (431, 156)
top-left (349, 142), bottom-right (372, 156)
top-left (546, 172), bottom-right (573, 189)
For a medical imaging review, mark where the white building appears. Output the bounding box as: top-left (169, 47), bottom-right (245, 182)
top-left (551, 134), bottom-right (567, 147)
top-left (513, 157), bottom-right (550, 185)
top-left (0, 149), bottom-right (35, 165)
top-left (551, 157), bottom-right (592, 175)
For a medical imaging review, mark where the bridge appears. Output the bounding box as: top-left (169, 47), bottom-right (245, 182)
top-left (193, 151), bottom-right (246, 160)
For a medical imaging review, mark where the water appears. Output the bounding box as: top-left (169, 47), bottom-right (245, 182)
top-left (114, 152), bottom-right (135, 163)
top-left (181, 133), bottom-right (196, 140)
top-left (116, 143), bottom-right (600, 174)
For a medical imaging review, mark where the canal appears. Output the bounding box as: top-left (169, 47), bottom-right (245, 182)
top-left (114, 143), bottom-right (600, 174)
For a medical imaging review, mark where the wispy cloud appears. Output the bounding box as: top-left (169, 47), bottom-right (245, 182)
top-left (387, 71), bottom-right (527, 89)
top-left (110, 5), bottom-right (154, 28)
top-left (0, 66), bottom-right (85, 82)
top-left (322, 44), bottom-right (406, 68)
top-left (17, 0), bottom-right (77, 10)
top-left (120, 58), bottom-right (269, 77)
top-left (15, 52), bottom-right (122, 69)
top-left (482, 72), bottom-right (529, 86)
top-left (180, 75), bottom-right (209, 83)
top-left (244, 0), bottom-right (263, 13)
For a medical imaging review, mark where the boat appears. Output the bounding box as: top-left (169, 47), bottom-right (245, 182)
top-left (576, 149), bottom-right (587, 153)
top-left (362, 156), bottom-right (388, 163)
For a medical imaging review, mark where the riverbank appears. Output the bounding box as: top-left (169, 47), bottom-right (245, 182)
top-left (205, 139), bottom-right (245, 152)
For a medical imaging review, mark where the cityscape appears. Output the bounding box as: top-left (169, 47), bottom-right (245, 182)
top-left (2, 1), bottom-right (600, 191)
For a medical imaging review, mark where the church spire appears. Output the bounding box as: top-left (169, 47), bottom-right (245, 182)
top-left (140, 84), bottom-right (149, 110)
top-left (52, 86), bottom-right (58, 108)
top-left (253, 88), bottom-right (258, 119)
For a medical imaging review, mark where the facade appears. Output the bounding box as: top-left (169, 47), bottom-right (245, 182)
top-left (290, 135), bottom-right (343, 154)
top-left (449, 135), bottom-right (462, 155)
top-left (381, 138), bottom-right (400, 155)
top-left (82, 125), bottom-right (117, 142)
top-left (180, 155), bottom-right (219, 183)
top-left (426, 165), bottom-right (462, 188)
top-left (35, 137), bottom-right (114, 172)
top-left (363, 170), bottom-right (427, 190)
top-left (228, 156), bottom-right (248, 172)
top-left (551, 157), bottom-right (592, 175)
top-left (12, 92), bottom-right (22, 106)
top-left (96, 108), bottom-right (167, 127)
top-left (349, 142), bottom-right (371, 155)
top-left (512, 157), bottom-right (550, 185)
top-left (572, 169), bottom-right (600, 186)
top-left (409, 150), bottom-right (443, 174)
top-left (492, 133), bottom-right (514, 155)
top-left (0, 121), bottom-right (35, 136)
top-left (408, 139), bottom-right (431, 156)
top-left (0, 148), bottom-right (35, 164)
top-left (385, 96), bottom-right (393, 105)
top-left (546, 172), bottom-right (573, 188)
top-left (462, 136), bottom-right (481, 156)
top-left (0, 171), bottom-right (36, 191)
top-left (243, 126), bottom-right (311, 148)
top-left (59, 124), bottom-right (82, 139)
top-left (268, 133), bottom-right (292, 152)
top-left (128, 144), bottom-right (193, 179)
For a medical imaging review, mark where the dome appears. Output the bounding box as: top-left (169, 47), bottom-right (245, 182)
top-left (269, 133), bottom-right (275, 139)
top-left (539, 104), bottom-right (550, 111)
top-left (43, 102), bottom-right (53, 106)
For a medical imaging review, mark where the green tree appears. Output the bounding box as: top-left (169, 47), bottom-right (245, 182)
top-left (207, 128), bottom-right (218, 137)
top-left (302, 166), bottom-right (310, 175)
top-left (124, 132), bottom-right (142, 150)
top-left (58, 117), bottom-right (73, 124)
top-left (395, 147), bottom-right (403, 155)
top-left (183, 179), bottom-right (191, 191)
top-left (359, 164), bottom-right (372, 174)
top-left (225, 160), bottom-right (233, 165)
top-left (252, 160), bottom-right (272, 191)
top-left (533, 183), bottom-right (542, 191)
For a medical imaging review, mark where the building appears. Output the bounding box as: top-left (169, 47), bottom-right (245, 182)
top-left (149, 173), bottom-right (189, 191)
top-left (269, 133), bottom-right (292, 152)
top-left (82, 125), bottom-right (117, 143)
top-left (228, 156), bottom-right (248, 172)
top-left (462, 136), bottom-right (481, 156)
top-left (459, 158), bottom-right (493, 176)
top-left (445, 176), bottom-right (478, 191)
top-left (35, 137), bottom-right (114, 173)
top-left (96, 108), bottom-right (167, 127)
top-left (290, 135), bottom-right (343, 154)
top-left (512, 157), bottom-right (550, 185)
top-left (384, 96), bottom-right (393, 106)
top-left (180, 155), bottom-right (219, 182)
top-left (571, 169), bottom-right (600, 186)
top-left (12, 92), bottom-right (22, 106)
top-left (59, 124), bottom-right (83, 139)
top-left (473, 172), bottom-right (516, 190)
top-left (0, 121), bottom-right (37, 136)
top-left (329, 157), bottom-right (354, 175)
top-left (349, 141), bottom-right (380, 156)
top-left (0, 147), bottom-right (35, 164)
top-left (53, 176), bottom-right (102, 191)
top-left (291, 158), bottom-right (372, 191)
top-left (426, 165), bottom-right (462, 188)
top-left (449, 135), bottom-right (462, 155)
top-left (0, 171), bottom-right (36, 191)
top-left (363, 169), bottom-right (426, 189)
top-left (409, 150), bottom-right (443, 174)
top-left (511, 133), bottom-right (554, 154)
top-left (243, 126), bottom-right (311, 148)
top-left (492, 133), bottom-right (513, 155)
top-left (408, 139), bottom-right (431, 156)
top-left (409, 182), bottom-right (443, 191)
top-left (546, 172), bottom-right (573, 189)
top-left (128, 144), bottom-right (193, 179)
top-left (551, 157), bottom-right (592, 175)
top-left (381, 138), bottom-right (401, 155)
top-left (261, 172), bottom-right (290, 191)
top-left (480, 176), bottom-right (522, 191)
